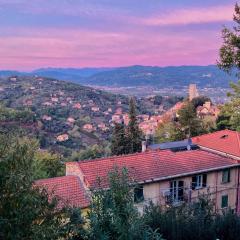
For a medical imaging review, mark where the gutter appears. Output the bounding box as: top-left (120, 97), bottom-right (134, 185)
top-left (197, 146), bottom-right (240, 161)
top-left (138, 164), bottom-right (240, 185)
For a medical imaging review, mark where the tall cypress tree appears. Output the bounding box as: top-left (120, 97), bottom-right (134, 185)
top-left (126, 98), bottom-right (142, 153)
top-left (110, 121), bottom-right (127, 155)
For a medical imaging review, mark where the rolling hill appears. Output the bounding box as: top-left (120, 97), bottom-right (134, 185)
top-left (0, 75), bottom-right (181, 156)
top-left (0, 65), bottom-right (236, 88)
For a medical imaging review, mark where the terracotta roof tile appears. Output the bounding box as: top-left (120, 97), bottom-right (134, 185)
top-left (35, 176), bottom-right (90, 208)
top-left (73, 149), bottom-right (239, 188)
top-left (192, 130), bottom-right (240, 157)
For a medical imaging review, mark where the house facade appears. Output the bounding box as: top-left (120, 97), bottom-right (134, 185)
top-left (36, 130), bottom-right (240, 214)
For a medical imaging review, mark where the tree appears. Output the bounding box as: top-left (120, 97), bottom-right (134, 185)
top-left (34, 150), bottom-right (64, 180)
top-left (110, 122), bottom-right (128, 156)
top-left (155, 121), bottom-right (184, 143)
top-left (217, 3), bottom-right (240, 131)
top-left (71, 144), bottom-right (106, 161)
top-left (178, 102), bottom-right (204, 137)
top-left (0, 134), bottom-right (85, 240)
top-left (126, 98), bottom-right (142, 154)
top-left (88, 167), bottom-right (163, 240)
top-left (191, 96), bottom-right (211, 109)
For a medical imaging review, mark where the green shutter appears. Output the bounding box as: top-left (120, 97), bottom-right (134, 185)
top-left (203, 174), bottom-right (207, 187)
top-left (221, 195), bottom-right (228, 208)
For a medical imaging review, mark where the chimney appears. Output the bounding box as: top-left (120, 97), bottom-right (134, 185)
top-left (142, 141), bottom-right (147, 152)
top-left (187, 138), bottom-right (192, 151)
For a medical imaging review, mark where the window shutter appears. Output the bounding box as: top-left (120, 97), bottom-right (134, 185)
top-left (228, 169), bottom-right (231, 182)
top-left (192, 176), bottom-right (197, 190)
top-left (178, 180), bottom-right (184, 200)
top-left (203, 174), bottom-right (207, 187)
top-left (170, 181), bottom-right (173, 194)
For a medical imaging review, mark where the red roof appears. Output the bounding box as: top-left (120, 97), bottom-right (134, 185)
top-left (71, 149), bottom-right (239, 188)
top-left (35, 176), bottom-right (90, 209)
top-left (192, 130), bottom-right (240, 158)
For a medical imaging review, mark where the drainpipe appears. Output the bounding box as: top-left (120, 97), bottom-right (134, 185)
top-left (236, 167), bottom-right (240, 215)
top-left (215, 171), bottom-right (218, 213)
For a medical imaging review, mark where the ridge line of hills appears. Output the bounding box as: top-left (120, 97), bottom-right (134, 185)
top-left (0, 65), bottom-right (237, 88)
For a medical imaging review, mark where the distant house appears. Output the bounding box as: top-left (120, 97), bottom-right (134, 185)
top-left (115, 107), bottom-right (123, 115)
top-left (83, 124), bottom-right (94, 132)
top-left (67, 117), bottom-right (75, 124)
top-left (56, 134), bottom-right (69, 142)
top-left (196, 101), bottom-right (220, 120)
top-left (42, 101), bottom-right (52, 106)
top-left (42, 115), bottom-right (52, 121)
top-left (111, 114), bottom-right (122, 124)
top-left (123, 114), bottom-right (130, 125)
top-left (91, 106), bottom-right (100, 112)
top-left (61, 102), bottom-right (67, 107)
top-left (98, 123), bottom-right (108, 131)
top-left (9, 77), bottom-right (17, 81)
top-left (51, 97), bottom-right (58, 103)
top-left (73, 103), bottom-right (82, 109)
top-left (23, 99), bottom-right (33, 106)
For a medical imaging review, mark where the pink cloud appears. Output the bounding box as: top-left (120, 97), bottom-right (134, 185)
top-left (0, 25), bottom-right (223, 70)
top-left (143, 5), bottom-right (233, 26)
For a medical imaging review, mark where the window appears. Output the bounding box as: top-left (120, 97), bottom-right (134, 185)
top-left (222, 169), bottom-right (230, 183)
top-left (221, 195), bottom-right (228, 208)
top-left (192, 174), bottom-right (207, 190)
top-left (170, 180), bottom-right (184, 203)
top-left (134, 185), bottom-right (144, 203)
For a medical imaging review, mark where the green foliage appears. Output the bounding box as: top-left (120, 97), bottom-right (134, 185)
top-left (71, 144), bottom-right (106, 161)
top-left (110, 122), bottom-right (128, 156)
top-left (126, 98), bottom-right (142, 154)
top-left (0, 105), bottom-right (36, 123)
top-left (217, 98), bottom-right (240, 131)
top-left (191, 96), bottom-right (211, 109)
top-left (143, 194), bottom-right (240, 240)
top-left (0, 134), bottom-right (86, 240)
top-left (217, 3), bottom-right (240, 131)
top-left (178, 102), bottom-right (204, 137)
top-left (155, 122), bottom-right (185, 143)
top-left (34, 150), bottom-right (64, 180)
top-left (218, 4), bottom-right (240, 73)
top-left (88, 167), bottom-right (163, 240)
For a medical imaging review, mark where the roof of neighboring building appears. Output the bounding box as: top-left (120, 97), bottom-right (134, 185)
top-left (68, 149), bottom-right (239, 189)
top-left (192, 130), bottom-right (240, 158)
top-left (148, 139), bottom-right (198, 151)
top-left (35, 176), bottom-right (90, 209)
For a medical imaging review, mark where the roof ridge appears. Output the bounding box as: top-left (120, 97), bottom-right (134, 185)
top-left (75, 149), bottom-right (164, 164)
top-left (35, 175), bottom-right (76, 183)
top-left (192, 129), bottom-right (234, 139)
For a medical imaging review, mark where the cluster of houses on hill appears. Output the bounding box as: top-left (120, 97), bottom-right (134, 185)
top-left (36, 129), bottom-right (240, 214)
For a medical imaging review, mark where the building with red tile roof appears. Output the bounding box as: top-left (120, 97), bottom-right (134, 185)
top-left (66, 148), bottom-right (240, 213)
top-left (36, 131), bottom-right (240, 213)
top-left (66, 150), bottom-right (239, 189)
top-left (35, 176), bottom-right (90, 209)
top-left (192, 129), bottom-right (240, 159)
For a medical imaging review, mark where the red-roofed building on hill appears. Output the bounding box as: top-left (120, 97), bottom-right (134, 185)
top-left (192, 129), bottom-right (240, 159)
top-left (36, 129), bottom-right (240, 214)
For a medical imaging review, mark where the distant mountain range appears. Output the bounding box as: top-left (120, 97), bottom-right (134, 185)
top-left (0, 65), bottom-right (237, 88)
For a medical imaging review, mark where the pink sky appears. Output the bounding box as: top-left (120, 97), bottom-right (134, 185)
top-left (0, 1), bottom-right (236, 70)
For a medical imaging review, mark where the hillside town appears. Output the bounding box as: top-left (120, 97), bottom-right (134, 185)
top-left (2, 1), bottom-right (240, 240)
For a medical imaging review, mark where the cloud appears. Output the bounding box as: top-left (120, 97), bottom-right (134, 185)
top-left (142, 5), bottom-right (233, 26)
top-left (0, 25), bottom-right (223, 71)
